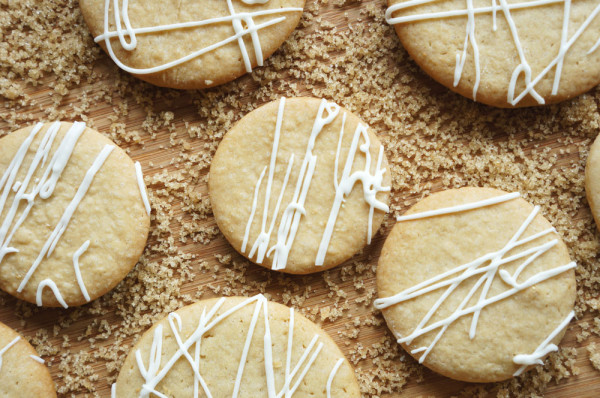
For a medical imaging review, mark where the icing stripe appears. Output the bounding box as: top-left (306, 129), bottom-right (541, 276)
top-left (396, 191), bottom-right (520, 222)
top-left (316, 122), bottom-right (390, 266)
top-left (98, 0), bottom-right (303, 75)
top-left (73, 240), bottom-right (91, 302)
top-left (29, 355), bottom-right (45, 364)
top-left (0, 336), bottom-right (20, 373)
top-left (512, 310), bottom-right (575, 376)
top-left (36, 279), bottom-right (68, 308)
top-left (326, 358), bottom-right (345, 398)
top-left (242, 166), bottom-right (267, 253)
top-left (0, 122), bottom-right (62, 263)
top-left (17, 144), bottom-right (115, 293)
top-left (135, 161), bottom-right (151, 216)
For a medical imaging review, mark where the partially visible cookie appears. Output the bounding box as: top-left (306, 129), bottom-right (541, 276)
top-left (0, 122), bottom-right (150, 307)
top-left (209, 97), bottom-right (391, 274)
top-left (586, 134), bottom-right (600, 230)
top-left (80, 0), bottom-right (305, 89)
top-left (386, 0), bottom-right (600, 107)
top-left (112, 295), bottom-right (360, 397)
top-left (375, 187), bottom-right (576, 382)
top-left (0, 321), bottom-right (56, 397)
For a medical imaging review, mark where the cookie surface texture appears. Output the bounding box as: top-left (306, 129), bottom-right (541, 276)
top-left (0, 122), bottom-right (150, 307)
top-left (586, 134), bottom-right (600, 231)
top-left (386, 0), bottom-right (600, 107)
top-left (375, 187), bottom-right (576, 382)
top-left (80, 0), bottom-right (305, 89)
top-left (0, 321), bottom-right (56, 397)
top-left (113, 295), bottom-right (361, 397)
top-left (209, 97), bottom-right (391, 274)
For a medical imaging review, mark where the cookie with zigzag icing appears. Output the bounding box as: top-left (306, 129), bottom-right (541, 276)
top-left (0, 122), bottom-right (150, 307)
top-left (0, 321), bottom-right (55, 397)
top-left (209, 97), bottom-right (391, 274)
top-left (386, 0), bottom-right (600, 107)
top-left (80, 0), bottom-right (305, 89)
top-left (111, 295), bottom-right (360, 397)
top-left (375, 187), bottom-right (576, 382)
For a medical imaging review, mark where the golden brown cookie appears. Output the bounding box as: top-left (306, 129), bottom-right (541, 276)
top-left (375, 187), bottom-right (576, 382)
top-left (80, 0), bottom-right (305, 89)
top-left (586, 134), bottom-right (600, 230)
top-left (112, 295), bottom-right (360, 397)
top-left (209, 97), bottom-right (391, 274)
top-left (386, 0), bottom-right (600, 107)
top-left (0, 321), bottom-right (56, 397)
top-left (0, 122), bottom-right (150, 307)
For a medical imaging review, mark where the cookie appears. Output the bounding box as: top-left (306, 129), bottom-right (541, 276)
top-left (0, 321), bottom-right (56, 397)
top-left (112, 295), bottom-right (360, 397)
top-left (0, 122), bottom-right (150, 307)
top-left (374, 187), bottom-right (576, 382)
top-left (209, 97), bottom-right (391, 274)
top-left (385, 0), bottom-right (600, 107)
top-left (80, 0), bottom-right (305, 89)
top-left (585, 134), bottom-right (600, 230)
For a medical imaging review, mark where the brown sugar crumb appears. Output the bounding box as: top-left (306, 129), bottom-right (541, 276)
top-left (0, 0), bottom-right (600, 396)
top-left (589, 343), bottom-right (600, 372)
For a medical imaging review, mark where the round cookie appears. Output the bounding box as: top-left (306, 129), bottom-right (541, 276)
top-left (585, 134), bottom-right (600, 230)
top-left (80, 0), bottom-right (305, 89)
top-left (0, 321), bottom-right (56, 397)
top-left (209, 97), bottom-right (391, 274)
top-left (112, 295), bottom-right (360, 397)
top-left (385, 0), bottom-right (600, 107)
top-left (374, 187), bottom-right (576, 382)
top-left (0, 122), bottom-right (150, 307)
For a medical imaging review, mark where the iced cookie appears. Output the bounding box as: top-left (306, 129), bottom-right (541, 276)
top-left (385, 0), bottom-right (600, 107)
top-left (80, 0), bottom-right (305, 89)
top-left (0, 122), bottom-right (150, 308)
top-left (209, 97), bottom-right (391, 274)
top-left (111, 295), bottom-right (360, 397)
top-left (375, 188), bottom-right (576, 382)
top-left (0, 321), bottom-right (56, 397)
top-left (586, 134), bottom-right (600, 230)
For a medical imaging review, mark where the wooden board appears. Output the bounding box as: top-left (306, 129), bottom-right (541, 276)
top-left (0, 0), bottom-right (599, 397)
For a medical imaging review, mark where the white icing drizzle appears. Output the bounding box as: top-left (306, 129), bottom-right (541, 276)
top-left (0, 336), bottom-right (20, 373)
top-left (17, 144), bottom-right (116, 293)
top-left (36, 279), bottom-right (68, 309)
top-left (73, 240), bottom-right (91, 302)
top-left (454, 0), bottom-right (480, 100)
top-left (29, 354), bottom-right (45, 364)
top-left (385, 0), bottom-right (600, 105)
top-left (134, 161), bottom-right (151, 216)
top-left (241, 97), bottom-right (390, 270)
top-left (242, 166), bottom-right (267, 253)
top-left (96, 0), bottom-right (303, 75)
top-left (326, 358), bottom-right (344, 398)
top-left (375, 193), bottom-right (577, 365)
top-left (396, 191), bottom-right (520, 221)
top-left (111, 383), bottom-right (117, 398)
top-left (315, 121), bottom-right (390, 266)
top-left (131, 294), bottom-right (343, 398)
top-left (512, 310), bottom-right (575, 376)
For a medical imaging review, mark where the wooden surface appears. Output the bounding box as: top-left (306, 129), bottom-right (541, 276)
top-left (0, 0), bottom-right (599, 397)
